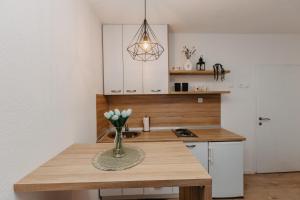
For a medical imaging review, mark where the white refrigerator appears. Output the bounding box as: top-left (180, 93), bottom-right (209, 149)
top-left (209, 142), bottom-right (244, 198)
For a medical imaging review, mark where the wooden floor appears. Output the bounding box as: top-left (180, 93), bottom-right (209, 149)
top-left (168, 172), bottom-right (300, 200)
top-left (123, 172), bottom-right (300, 200)
top-left (223, 172), bottom-right (300, 200)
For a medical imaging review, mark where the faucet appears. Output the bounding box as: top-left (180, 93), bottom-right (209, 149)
top-left (125, 124), bottom-right (129, 132)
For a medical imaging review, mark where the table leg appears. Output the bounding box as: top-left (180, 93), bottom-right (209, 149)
top-left (179, 185), bottom-right (212, 200)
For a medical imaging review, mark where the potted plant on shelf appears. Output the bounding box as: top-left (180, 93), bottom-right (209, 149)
top-left (183, 46), bottom-right (196, 70)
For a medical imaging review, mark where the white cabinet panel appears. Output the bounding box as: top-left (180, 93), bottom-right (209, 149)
top-left (143, 25), bottom-right (169, 94)
top-left (185, 142), bottom-right (209, 171)
top-left (123, 188), bottom-right (143, 195)
top-left (103, 24), bottom-right (168, 95)
top-left (100, 189), bottom-right (122, 196)
top-left (172, 187), bottom-right (179, 194)
top-left (123, 25), bottom-right (143, 95)
top-left (144, 187), bottom-right (173, 195)
top-left (209, 142), bottom-right (244, 198)
top-left (103, 25), bottom-right (123, 95)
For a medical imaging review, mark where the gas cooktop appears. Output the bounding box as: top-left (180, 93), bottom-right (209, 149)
top-left (172, 129), bottom-right (198, 137)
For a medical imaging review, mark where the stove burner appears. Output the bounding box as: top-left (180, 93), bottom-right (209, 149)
top-left (172, 129), bottom-right (198, 137)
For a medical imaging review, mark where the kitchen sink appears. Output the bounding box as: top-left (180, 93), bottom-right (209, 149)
top-left (108, 131), bottom-right (141, 139)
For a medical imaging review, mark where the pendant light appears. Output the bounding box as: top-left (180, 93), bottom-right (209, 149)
top-left (127, 0), bottom-right (164, 61)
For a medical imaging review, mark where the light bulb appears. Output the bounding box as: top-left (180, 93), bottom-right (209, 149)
top-left (142, 40), bottom-right (149, 50)
top-left (141, 35), bottom-right (150, 51)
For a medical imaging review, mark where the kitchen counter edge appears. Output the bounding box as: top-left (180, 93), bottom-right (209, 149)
top-left (97, 128), bottom-right (246, 143)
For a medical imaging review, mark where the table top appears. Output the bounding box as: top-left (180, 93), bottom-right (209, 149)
top-left (14, 142), bottom-right (211, 192)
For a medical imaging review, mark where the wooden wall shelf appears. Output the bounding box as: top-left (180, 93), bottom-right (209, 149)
top-left (169, 91), bottom-right (230, 95)
top-left (169, 70), bottom-right (231, 75)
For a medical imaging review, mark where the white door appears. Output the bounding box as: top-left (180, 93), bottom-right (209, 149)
top-left (256, 65), bottom-right (300, 173)
top-left (123, 25), bottom-right (143, 95)
top-left (185, 142), bottom-right (208, 170)
top-left (143, 25), bottom-right (169, 94)
top-left (209, 142), bottom-right (244, 198)
top-left (103, 25), bottom-right (123, 95)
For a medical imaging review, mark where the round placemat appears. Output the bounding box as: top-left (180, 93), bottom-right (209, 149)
top-left (92, 146), bottom-right (145, 171)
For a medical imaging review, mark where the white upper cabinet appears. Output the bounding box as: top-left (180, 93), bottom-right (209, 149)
top-left (123, 25), bottom-right (143, 95)
top-left (103, 25), bottom-right (123, 95)
top-left (143, 25), bottom-right (169, 94)
top-left (102, 24), bottom-right (168, 95)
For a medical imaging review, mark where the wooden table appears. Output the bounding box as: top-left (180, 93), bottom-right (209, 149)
top-left (14, 142), bottom-right (212, 200)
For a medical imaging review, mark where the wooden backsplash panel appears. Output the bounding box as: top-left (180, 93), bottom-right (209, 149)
top-left (96, 94), bottom-right (110, 139)
top-left (106, 94), bottom-right (221, 127)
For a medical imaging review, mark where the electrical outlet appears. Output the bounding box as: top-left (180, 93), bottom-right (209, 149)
top-left (198, 98), bottom-right (203, 103)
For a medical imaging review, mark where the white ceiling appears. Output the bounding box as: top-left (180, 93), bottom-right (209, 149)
top-left (89, 0), bottom-right (300, 33)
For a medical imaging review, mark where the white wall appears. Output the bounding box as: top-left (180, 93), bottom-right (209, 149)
top-left (0, 0), bottom-right (102, 200)
top-left (169, 33), bottom-right (300, 173)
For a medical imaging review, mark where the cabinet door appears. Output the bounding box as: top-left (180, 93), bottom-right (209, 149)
top-left (144, 187), bottom-right (173, 195)
top-left (123, 25), bottom-right (143, 95)
top-left (185, 142), bottom-right (208, 170)
top-left (209, 142), bottom-right (244, 198)
top-left (103, 25), bottom-right (123, 95)
top-left (143, 25), bottom-right (169, 94)
top-left (123, 188), bottom-right (143, 195)
top-left (100, 189), bottom-right (122, 196)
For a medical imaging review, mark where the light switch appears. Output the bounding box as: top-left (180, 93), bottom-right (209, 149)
top-left (238, 83), bottom-right (250, 88)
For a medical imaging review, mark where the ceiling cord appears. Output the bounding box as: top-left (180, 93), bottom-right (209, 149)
top-left (144, 0), bottom-right (147, 19)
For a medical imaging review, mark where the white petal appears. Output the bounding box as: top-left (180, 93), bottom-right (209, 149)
top-left (111, 115), bottom-right (119, 121)
top-left (121, 110), bottom-right (127, 118)
top-left (114, 109), bottom-right (121, 116)
top-left (126, 109), bottom-right (132, 116)
top-left (104, 112), bottom-right (111, 119)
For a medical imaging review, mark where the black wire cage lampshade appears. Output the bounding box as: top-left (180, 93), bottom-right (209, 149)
top-left (127, 0), bottom-right (164, 61)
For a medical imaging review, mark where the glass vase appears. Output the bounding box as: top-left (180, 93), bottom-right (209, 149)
top-left (113, 127), bottom-right (125, 158)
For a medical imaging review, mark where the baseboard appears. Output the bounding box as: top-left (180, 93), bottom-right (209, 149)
top-left (244, 170), bottom-right (256, 174)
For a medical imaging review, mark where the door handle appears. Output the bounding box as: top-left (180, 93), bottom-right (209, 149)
top-left (126, 90), bottom-right (136, 93)
top-left (151, 89), bottom-right (161, 92)
top-left (111, 90), bottom-right (122, 93)
top-left (186, 145), bottom-right (196, 148)
top-left (259, 117), bottom-right (271, 121)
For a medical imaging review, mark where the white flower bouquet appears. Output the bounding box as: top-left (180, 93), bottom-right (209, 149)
top-left (104, 108), bottom-right (132, 158)
top-left (104, 108), bottom-right (132, 129)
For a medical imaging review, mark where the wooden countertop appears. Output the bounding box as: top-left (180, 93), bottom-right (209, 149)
top-left (98, 128), bottom-right (246, 143)
top-left (14, 142), bottom-right (211, 192)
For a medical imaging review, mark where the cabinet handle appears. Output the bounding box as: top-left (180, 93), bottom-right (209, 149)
top-left (126, 90), bottom-right (136, 93)
top-left (186, 145), bottom-right (196, 148)
top-left (111, 90), bottom-right (122, 93)
top-left (151, 89), bottom-right (161, 92)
